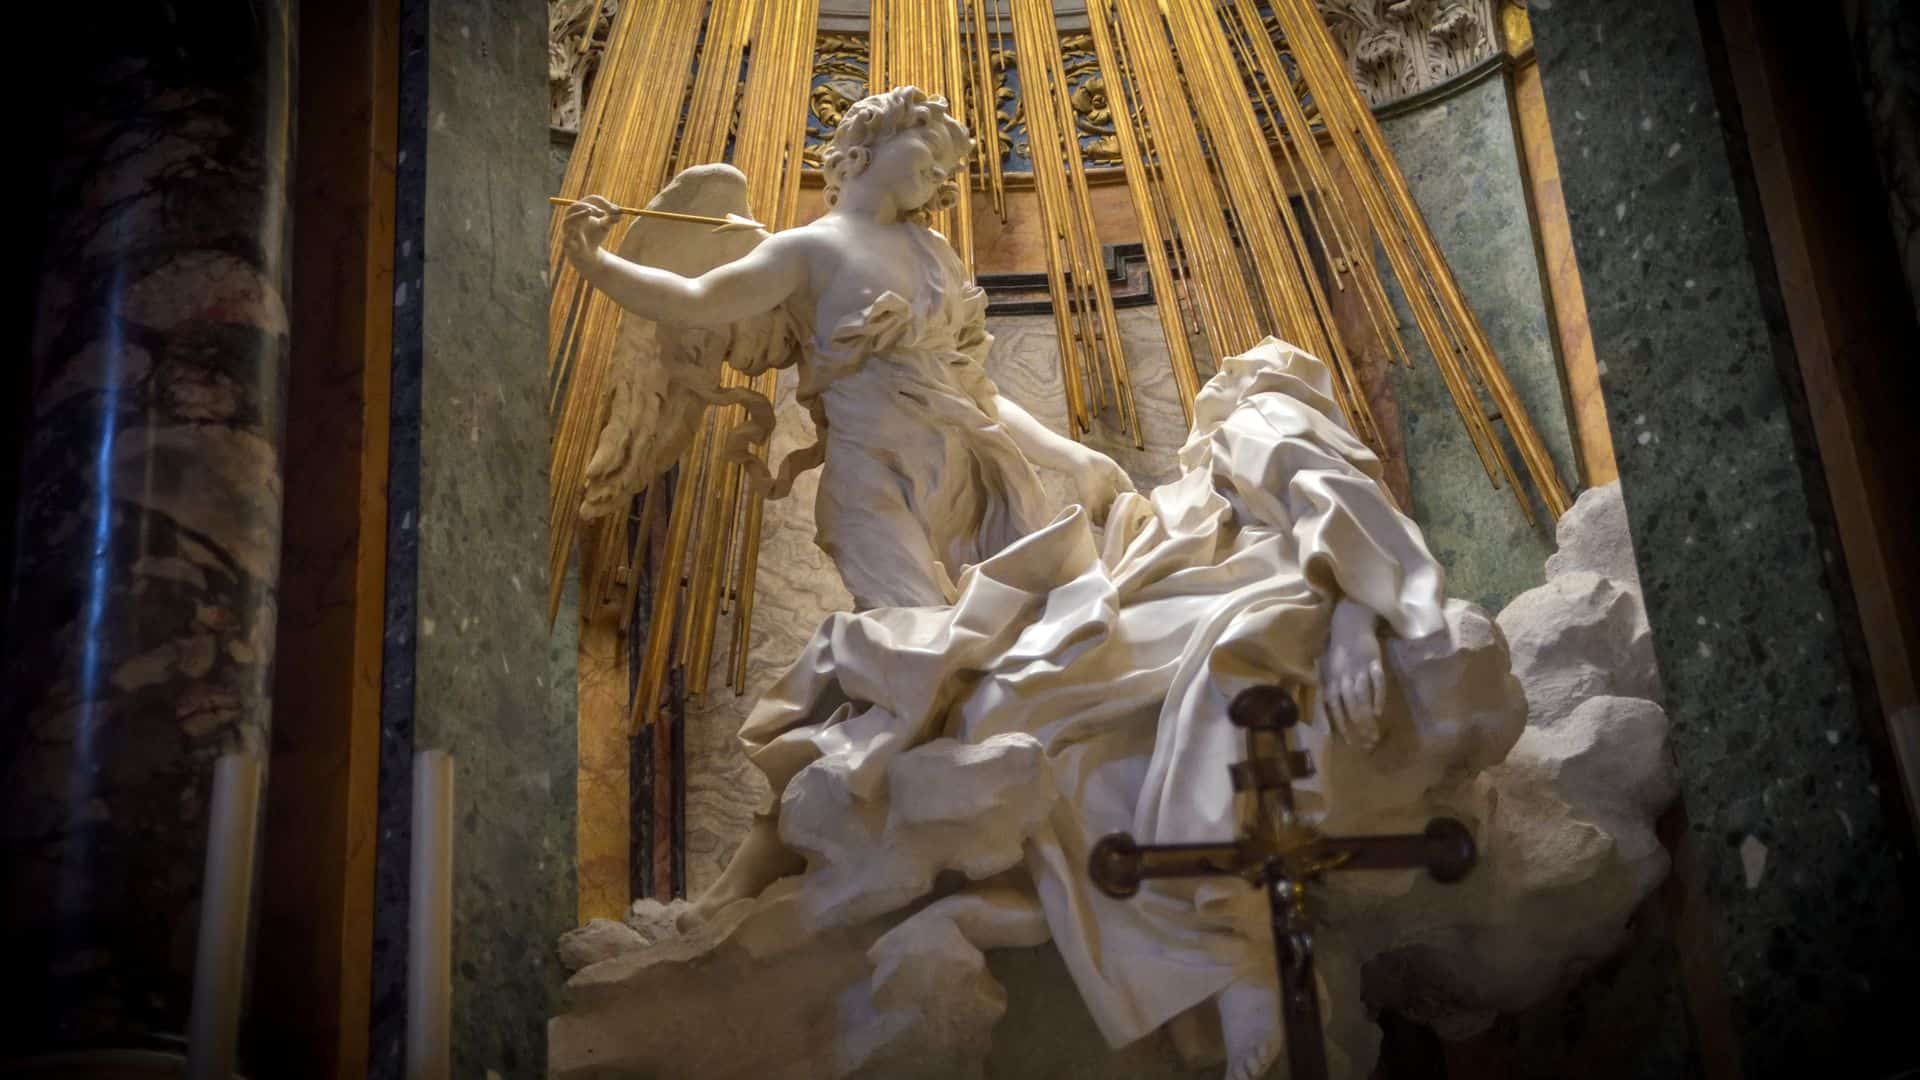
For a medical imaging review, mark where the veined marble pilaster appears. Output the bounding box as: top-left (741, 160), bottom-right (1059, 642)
top-left (1, 0), bottom-right (294, 1058)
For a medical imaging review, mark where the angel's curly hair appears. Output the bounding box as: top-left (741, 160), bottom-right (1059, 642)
top-left (821, 86), bottom-right (972, 225)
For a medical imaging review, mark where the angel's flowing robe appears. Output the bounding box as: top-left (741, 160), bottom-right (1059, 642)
top-left (733, 338), bottom-right (1523, 1053)
top-left (798, 227), bottom-right (1053, 610)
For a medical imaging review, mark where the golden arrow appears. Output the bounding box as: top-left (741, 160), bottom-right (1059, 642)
top-left (547, 196), bottom-right (764, 234)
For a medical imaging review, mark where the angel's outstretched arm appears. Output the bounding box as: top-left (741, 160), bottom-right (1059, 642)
top-left (991, 394), bottom-right (1087, 473)
top-left (563, 196), bottom-right (806, 328)
top-left (992, 394), bottom-right (1135, 524)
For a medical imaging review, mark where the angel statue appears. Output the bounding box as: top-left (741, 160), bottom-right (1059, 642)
top-left (561, 85), bottom-right (1136, 614)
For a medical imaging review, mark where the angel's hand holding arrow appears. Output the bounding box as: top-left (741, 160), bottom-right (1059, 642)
top-left (561, 195), bottom-right (618, 268)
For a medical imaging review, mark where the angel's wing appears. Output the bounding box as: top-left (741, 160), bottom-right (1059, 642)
top-left (579, 163), bottom-right (803, 522)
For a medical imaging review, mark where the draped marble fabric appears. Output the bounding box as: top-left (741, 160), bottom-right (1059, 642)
top-left (736, 339), bottom-right (1517, 1054)
top-left (810, 227), bottom-right (1054, 610)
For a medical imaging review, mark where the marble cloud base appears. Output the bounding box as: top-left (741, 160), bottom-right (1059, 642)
top-left (549, 356), bottom-right (1673, 1079)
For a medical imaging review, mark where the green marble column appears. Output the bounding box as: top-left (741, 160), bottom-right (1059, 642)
top-left (366, 1), bottom-right (578, 1077)
top-left (1377, 70), bottom-right (1580, 613)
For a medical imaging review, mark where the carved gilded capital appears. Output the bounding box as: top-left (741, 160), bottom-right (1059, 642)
top-left (550, 0), bottom-right (611, 133)
top-left (1315, 0), bottom-right (1501, 108)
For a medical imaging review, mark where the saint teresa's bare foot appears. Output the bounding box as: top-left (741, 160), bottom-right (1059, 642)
top-left (675, 814), bottom-right (807, 933)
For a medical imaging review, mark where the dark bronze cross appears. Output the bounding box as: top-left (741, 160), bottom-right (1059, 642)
top-left (1088, 684), bottom-right (1478, 1080)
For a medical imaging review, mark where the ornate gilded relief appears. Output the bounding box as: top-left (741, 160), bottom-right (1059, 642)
top-left (805, 31), bottom-right (871, 166)
top-left (1312, 0), bottom-right (1501, 107)
top-left (1062, 33), bottom-right (1122, 166)
top-left (987, 39), bottom-right (1017, 165)
top-left (800, 29), bottom-right (1119, 174)
top-left (557, 9), bottom-right (1500, 160)
top-left (550, 0), bottom-right (612, 133)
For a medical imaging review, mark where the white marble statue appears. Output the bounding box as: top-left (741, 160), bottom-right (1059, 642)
top-left (562, 86), bottom-right (1136, 611)
top-left (552, 87), bottom-right (1676, 1080)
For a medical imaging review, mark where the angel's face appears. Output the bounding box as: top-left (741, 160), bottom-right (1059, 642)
top-left (862, 127), bottom-right (952, 217)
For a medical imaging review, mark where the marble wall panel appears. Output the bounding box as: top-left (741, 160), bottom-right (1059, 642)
top-left (374, 1), bottom-right (579, 1076)
top-left (1530, 2), bottom-right (1920, 1073)
top-left (368, 2), bottom-right (429, 1069)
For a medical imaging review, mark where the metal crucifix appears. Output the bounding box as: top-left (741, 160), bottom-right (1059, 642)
top-left (1088, 684), bottom-right (1478, 1080)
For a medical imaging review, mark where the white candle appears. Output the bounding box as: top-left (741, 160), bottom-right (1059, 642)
top-left (407, 749), bottom-right (455, 1080)
top-left (187, 751), bottom-right (264, 1080)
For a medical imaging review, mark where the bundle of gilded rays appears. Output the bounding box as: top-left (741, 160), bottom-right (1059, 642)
top-left (547, 0), bottom-right (1572, 731)
top-left (547, 0), bottom-right (820, 730)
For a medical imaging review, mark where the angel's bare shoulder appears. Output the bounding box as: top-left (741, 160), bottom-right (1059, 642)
top-left (763, 219), bottom-right (840, 252)
top-left (749, 221), bottom-right (851, 281)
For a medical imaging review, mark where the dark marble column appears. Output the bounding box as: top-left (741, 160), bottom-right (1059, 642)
top-left (1847, 0), bottom-right (1920, 318)
top-left (1, 0), bottom-right (293, 1060)
top-left (1529, 1), bottom-right (1920, 1076)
